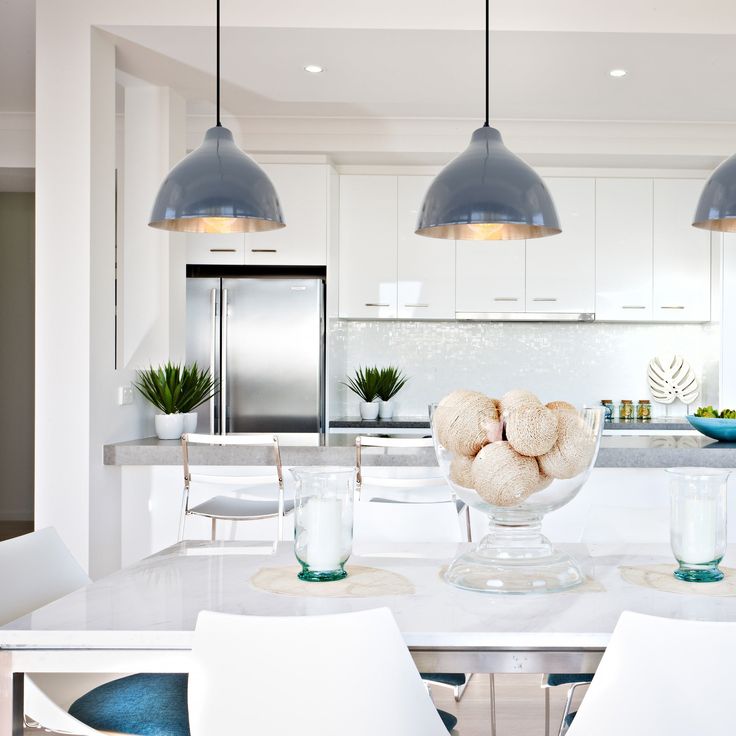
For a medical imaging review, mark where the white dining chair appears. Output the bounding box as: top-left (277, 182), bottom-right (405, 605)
top-left (188, 607), bottom-right (450, 736)
top-left (543, 504), bottom-right (672, 736)
top-left (181, 433), bottom-right (292, 541)
top-left (0, 528), bottom-right (189, 736)
top-left (353, 435), bottom-right (487, 730)
top-left (565, 611), bottom-right (736, 736)
top-left (0, 528), bottom-right (111, 735)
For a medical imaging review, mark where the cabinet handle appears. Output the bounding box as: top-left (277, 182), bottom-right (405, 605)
top-left (404, 303), bottom-right (429, 308)
top-left (365, 303), bottom-right (390, 307)
top-left (660, 305), bottom-right (685, 310)
top-left (622, 305), bottom-right (646, 309)
top-left (494, 297), bottom-right (519, 302)
top-left (251, 248), bottom-right (277, 253)
top-left (532, 297), bottom-right (558, 302)
top-left (209, 248), bottom-right (237, 253)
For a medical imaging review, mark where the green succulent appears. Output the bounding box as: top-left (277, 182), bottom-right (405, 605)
top-left (377, 365), bottom-right (409, 401)
top-left (134, 362), bottom-right (219, 414)
top-left (341, 366), bottom-right (382, 403)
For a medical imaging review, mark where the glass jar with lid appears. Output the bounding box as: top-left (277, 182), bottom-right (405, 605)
top-left (600, 400), bottom-right (614, 422)
top-left (619, 399), bottom-right (634, 421)
top-left (636, 399), bottom-right (652, 422)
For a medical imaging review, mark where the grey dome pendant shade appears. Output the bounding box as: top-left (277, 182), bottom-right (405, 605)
top-left (416, 0), bottom-right (559, 241)
top-left (693, 154), bottom-right (736, 232)
top-left (415, 125), bottom-right (560, 240)
top-left (149, 0), bottom-right (284, 234)
top-left (149, 125), bottom-right (284, 233)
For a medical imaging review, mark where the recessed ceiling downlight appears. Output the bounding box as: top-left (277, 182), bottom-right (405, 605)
top-left (609, 68), bottom-right (627, 78)
top-left (304, 64), bottom-right (325, 74)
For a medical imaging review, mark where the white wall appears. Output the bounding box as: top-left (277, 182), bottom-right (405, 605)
top-left (329, 319), bottom-right (720, 418)
top-left (36, 7), bottom-right (186, 575)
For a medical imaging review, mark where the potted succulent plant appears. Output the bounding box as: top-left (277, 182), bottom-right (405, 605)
top-left (134, 362), bottom-right (220, 439)
top-left (134, 362), bottom-right (186, 439)
top-left (176, 363), bottom-right (220, 433)
top-left (376, 366), bottom-right (409, 420)
top-left (342, 366), bottom-right (381, 420)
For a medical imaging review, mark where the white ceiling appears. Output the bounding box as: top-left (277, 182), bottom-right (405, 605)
top-left (109, 25), bottom-right (736, 123)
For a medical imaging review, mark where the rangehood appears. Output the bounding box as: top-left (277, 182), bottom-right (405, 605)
top-left (455, 312), bottom-right (594, 322)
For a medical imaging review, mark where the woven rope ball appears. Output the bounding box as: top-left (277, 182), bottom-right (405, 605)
top-left (505, 404), bottom-right (559, 457)
top-left (533, 468), bottom-right (553, 493)
top-left (433, 389), bottom-right (482, 447)
top-left (546, 400), bottom-right (576, 414)
top-left (471, 441), bottom-right (540, 507)
top-left (449, 453), bottom-right (475, 489)
top-left (538, 410), bottom-right (595, 480)
top-left (499, 388), bottom-right (541, 416)
top-left (437, 392), bottom-right (500, 457)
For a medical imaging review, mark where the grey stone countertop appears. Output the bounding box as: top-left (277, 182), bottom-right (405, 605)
top-left (104, 431), bottom-right (736, 468)
top-left (330, 416), bottom-right (694, 431)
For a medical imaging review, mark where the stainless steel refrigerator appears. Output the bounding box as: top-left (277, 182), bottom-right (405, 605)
top-left (186, 274), bottom-right (325, 434)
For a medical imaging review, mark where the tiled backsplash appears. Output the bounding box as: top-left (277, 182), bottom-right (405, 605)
top-left (328, 319), bottom-right (720, 418)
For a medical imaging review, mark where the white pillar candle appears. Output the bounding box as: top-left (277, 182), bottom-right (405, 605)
top-left (303, 497), bottom-right (345, 571)
top-left (678, 496), bottom-right (718, 563)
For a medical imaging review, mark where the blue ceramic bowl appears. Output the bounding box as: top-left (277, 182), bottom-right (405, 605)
top-left (686, 415), bottom-right (736, 441)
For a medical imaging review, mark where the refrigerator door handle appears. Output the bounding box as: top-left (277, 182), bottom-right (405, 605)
top-left (221, 288), bottom-right (229, 435)
top-left (209, 288), bottom-right (218, 435)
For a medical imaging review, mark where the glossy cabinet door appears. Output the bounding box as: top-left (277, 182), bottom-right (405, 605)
top-left (526, 178), bottom-right (595, 313)
top-left (397, 176), bottom-right (455, 319)
top-left (652, 179), bottom-right (711, 322)
top-left (186, 232), bottom-right (245, 265)
top-left (338, 175), bottom-right (398, 319)
top-left (595, 178), bottom-right (653, 321)
top-left (455, 242), bottom-right (525, 314)
top-left (245, 164), bottom-right (328, 266)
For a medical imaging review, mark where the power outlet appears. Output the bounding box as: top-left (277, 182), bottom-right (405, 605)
top-left (118, 385), bottom-right (134, 406)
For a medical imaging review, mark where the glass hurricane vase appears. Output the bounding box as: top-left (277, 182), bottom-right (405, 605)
top-left (433, 406), bottom-right (604, 594)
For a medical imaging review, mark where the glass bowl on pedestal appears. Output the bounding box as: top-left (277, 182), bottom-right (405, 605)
top-left (432, 406), bottom-right (604, 594)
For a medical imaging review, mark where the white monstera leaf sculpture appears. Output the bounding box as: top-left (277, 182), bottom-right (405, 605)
top-left (647, 354), bottom-right (699, 405)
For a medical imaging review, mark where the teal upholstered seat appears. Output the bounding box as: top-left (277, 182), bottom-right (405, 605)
top-left (546, 672), bottom-right (594, 687)
top-left (423, 672), bottom-right (466, 688)
top-left (70, 673), bottom-right (457, 735)
top-left (69, 674), bottom-right (189, 736)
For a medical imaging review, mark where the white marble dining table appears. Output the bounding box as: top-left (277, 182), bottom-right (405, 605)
top-left (3, 540), bottom-right (736, 736)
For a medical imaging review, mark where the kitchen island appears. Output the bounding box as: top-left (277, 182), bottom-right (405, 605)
top-left (105, 432), bottom-right (736, 570)
top-left (104, 432), bottom-right (735, 468)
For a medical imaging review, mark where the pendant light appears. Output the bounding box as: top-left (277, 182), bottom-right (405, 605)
top-left (149, 0), bottom-right (284, 233)
top-left (415, 0), bottom-right (560, 240)
top-left (693, 155), bottom-right (736, 232)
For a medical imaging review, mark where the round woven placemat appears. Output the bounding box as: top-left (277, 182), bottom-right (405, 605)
top-left (250, 564), bottom-right (415, 598)
top-left (620, 564), bottom-right (736, 596)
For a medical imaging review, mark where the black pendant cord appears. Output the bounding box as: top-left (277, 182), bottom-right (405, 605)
top-left (483, 0), bottom-right (489, 127)
top-left (216, 0), bottom-right (222, 126)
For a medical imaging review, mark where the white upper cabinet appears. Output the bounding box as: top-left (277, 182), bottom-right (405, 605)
top-left (455, 242), bottom-right (525, 314)
top-left (595, 178), bottom-right (654, 321)
top-left (652, 179), bottom-right (711, 322)
top-left (245, 164), bottom-right (329, 265)
top-left (185, 232), bottom-right (245, 265)
top-left (397, 177), bottom-right (455, 319)
top-left (338, 176), bottom-right (398, 319)
top-left (526, 178), bottom-right (595, 313)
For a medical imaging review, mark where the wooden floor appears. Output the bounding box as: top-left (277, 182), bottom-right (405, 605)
top-left (431, 673), bottom-right (585, 736)
top-left (0, 520), bottom-right (33, 542)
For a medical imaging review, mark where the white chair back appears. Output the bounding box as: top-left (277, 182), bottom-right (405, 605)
top-left (0, 527), bottom-right (89, 625)
top-left (567, 611), bottom-right (736, 736)
top-left (188, 608), bottom-right (448, 736)
top-left (354, 436), bottom-right (466, 545)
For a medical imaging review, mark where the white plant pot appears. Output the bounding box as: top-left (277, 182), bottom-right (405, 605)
top-left (359, 401), bottom-right (380, 420)
top-left (182, 412), bottom-right (198, 434)
top-left (378, 401), bottom-right (395, 420)
top-left (155, 413), bottom-right (184, 440)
